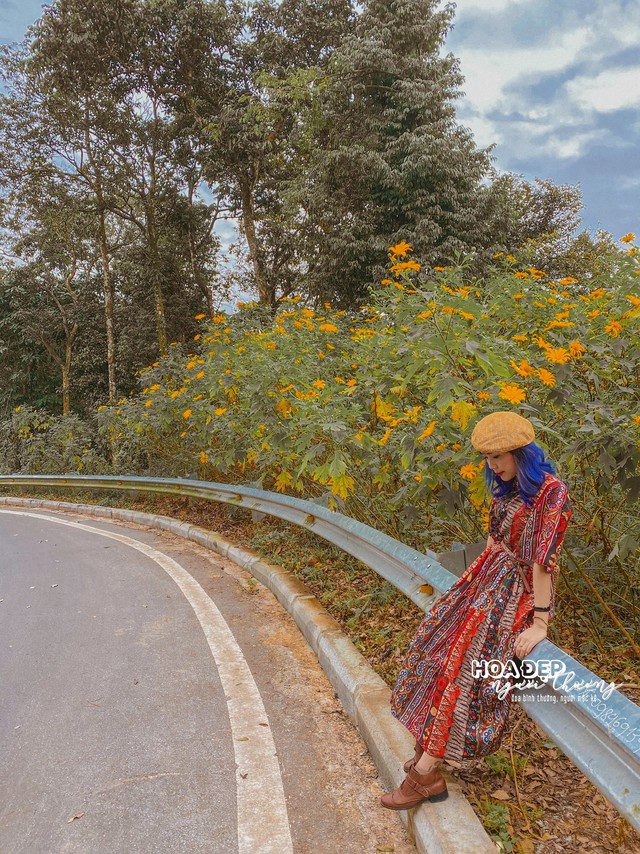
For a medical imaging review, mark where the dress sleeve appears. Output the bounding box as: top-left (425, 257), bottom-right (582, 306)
top-left (532, 482), bottom-right (572, 572)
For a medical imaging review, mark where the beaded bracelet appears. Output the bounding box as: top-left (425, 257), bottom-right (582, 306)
top-left (534, 615), bottom-right (549, 628)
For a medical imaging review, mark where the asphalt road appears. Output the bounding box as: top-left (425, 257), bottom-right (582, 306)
top-left (0, 508), bottom-right (415, 854)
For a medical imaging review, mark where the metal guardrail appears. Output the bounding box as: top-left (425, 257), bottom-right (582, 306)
top-left (1, 473), bottom-right (639, 832)
top-left (0, 474), bottom-right (453, 609)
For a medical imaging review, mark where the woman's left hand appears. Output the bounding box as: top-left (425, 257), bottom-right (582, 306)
top-left (513, 624), bottom-right (547, 658)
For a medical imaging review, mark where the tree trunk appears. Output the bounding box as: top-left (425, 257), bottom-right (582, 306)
top-left (61, 322), bottom-right (78, 417)
top-left (98, 209), bottom-right (117, 403)
top-left (188, 225), bottom-right (214, 317)
top-left (154, 279), bottom-right (168, 355)
top-left (239, 174), bottom-right (273, 306)
top-left (147, 99), bottom-right (168, 356)
top-left (146, 222), bottom-right (168, 356)
top-left (83, 109), bottom-right (118, 402)
top-left (61, 362), bottom-right (71, 416)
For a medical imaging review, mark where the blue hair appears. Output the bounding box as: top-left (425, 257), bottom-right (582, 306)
top-left (484, 441), bottom-right (556, 506)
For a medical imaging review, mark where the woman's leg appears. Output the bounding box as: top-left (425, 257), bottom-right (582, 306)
top-left (414, 752), bottom-right (443, 774)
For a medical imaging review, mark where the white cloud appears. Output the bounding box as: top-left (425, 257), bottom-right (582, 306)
top-left (565, 67), bottom-right (640, 113)
top-left (458, 112), bottom-right (503, 148)
top-left (455, 28), bottom-right (592, 112)
top-left (452, 0), bottom-right (527, 12)
top-left (469, 117), bottom-right (605, 163)
top-left (539, 129), bottom-right (608, 160)
top-left (445, 1), bottom-right (640, 167)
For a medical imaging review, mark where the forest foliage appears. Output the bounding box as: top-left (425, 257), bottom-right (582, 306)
top-left (0, 0), bottom-right (619, 416)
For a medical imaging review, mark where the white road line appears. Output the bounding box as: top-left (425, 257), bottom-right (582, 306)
top-left (0, 509), bottom-right (294, 854)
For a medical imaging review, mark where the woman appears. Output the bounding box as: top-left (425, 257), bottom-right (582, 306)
top-left (381, 410), bottom-right (573, 810)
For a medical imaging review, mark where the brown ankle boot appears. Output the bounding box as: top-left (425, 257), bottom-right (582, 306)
top-left (380, 764), bottom-right (448, 811)
top-left (403, 741), bottom-right (424, 773)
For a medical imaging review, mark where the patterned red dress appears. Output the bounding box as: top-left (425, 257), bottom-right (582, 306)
top-left (390, 472), bottom-right (572, 760)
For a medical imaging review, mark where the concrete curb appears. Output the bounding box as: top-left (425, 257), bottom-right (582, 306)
top-left (0, 496), bottom-right (497, 854)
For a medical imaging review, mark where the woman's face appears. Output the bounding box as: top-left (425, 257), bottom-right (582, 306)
top-left (483, 451), bottom-right (517, 482)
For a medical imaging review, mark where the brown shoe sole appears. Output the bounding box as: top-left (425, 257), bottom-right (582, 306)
top-left (381, 787), bottom-right (449, 810)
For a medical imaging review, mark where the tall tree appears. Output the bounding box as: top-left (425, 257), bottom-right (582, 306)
top-left (494, 175), bottom-right (618, 279)
top-left (15, 0), bottom-right (221, 360)
top-left (299, 0), bottom-right (508, 305)
top-left (171, 0), bottom-right (354, 308)
top-left (0, 39), bottom-right (129, 402)
top-left (1, 180), bottom-right (97, 415)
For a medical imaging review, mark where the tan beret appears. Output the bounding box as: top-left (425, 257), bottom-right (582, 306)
top-left (470, 410), bottom-right (535, 454)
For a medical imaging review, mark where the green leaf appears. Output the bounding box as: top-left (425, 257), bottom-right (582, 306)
top-left (400, 449), bottom-right (413, 470)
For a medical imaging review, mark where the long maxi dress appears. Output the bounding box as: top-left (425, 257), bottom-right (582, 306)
top-left (390, 472), bottom-right (573, 761)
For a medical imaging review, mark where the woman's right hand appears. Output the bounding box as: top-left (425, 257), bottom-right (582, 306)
top-left (513, 624), bottom-right (547, 658)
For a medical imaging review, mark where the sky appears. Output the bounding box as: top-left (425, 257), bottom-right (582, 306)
top-left (444, 0), bottom-right (639, 239)
top-left (1, 0), bottom-right (637, 242)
